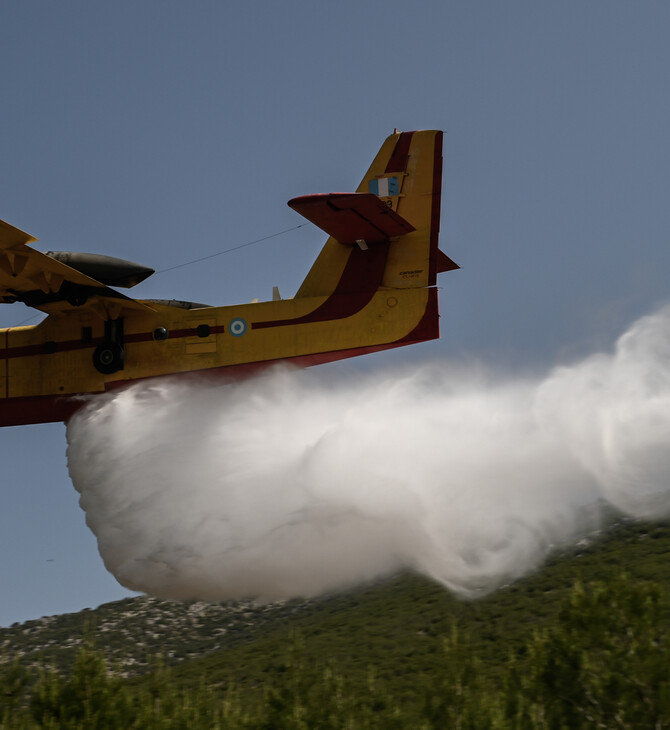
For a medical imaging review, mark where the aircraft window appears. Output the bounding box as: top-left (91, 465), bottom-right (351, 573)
top-left (153, 327), bottom-right (169, 341)
top-left (196, 324), bottom-right (211, 338)
top-left (43, 341), bottom-right (57, 354)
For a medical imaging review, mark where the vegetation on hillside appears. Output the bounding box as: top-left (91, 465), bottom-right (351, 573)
top-left (1, 520), bottom-right (669, 728)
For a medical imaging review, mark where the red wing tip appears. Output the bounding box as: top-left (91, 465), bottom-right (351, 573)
top-left (288, 193), bottom-right (366, 208)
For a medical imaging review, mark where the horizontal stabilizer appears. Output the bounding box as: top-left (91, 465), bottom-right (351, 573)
top-left (288, 193), bottom-right (415, 245)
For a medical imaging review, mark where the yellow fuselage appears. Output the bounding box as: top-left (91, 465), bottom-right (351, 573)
top-left (0, 286), bottom-right (436, 425)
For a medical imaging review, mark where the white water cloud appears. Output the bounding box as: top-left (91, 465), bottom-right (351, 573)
top-left (66, 305), bottom-right (670, 601)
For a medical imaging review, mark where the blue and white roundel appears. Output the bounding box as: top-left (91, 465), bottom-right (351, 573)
top-left (229, 317), bottom-right (248, 337)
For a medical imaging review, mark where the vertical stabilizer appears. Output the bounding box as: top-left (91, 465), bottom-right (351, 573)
top-left (294, 130), bottom-right (456, 300)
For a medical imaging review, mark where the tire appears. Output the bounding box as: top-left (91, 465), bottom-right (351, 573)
top-left (93, 342), bottom-right (125, 374)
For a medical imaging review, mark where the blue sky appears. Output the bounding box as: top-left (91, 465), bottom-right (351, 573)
top-left (1, 1), bottom-right (670, 626)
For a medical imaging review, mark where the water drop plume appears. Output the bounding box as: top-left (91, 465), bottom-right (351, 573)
top-left (66, 305), bottom-right (670, 601)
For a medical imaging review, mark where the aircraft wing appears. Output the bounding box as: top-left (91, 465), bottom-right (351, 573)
top-left (288, 193), bottom-right (416, 245)
top-left (0, 219), bottom-right (154, 316)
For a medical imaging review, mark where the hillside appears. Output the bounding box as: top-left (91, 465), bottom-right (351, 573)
top-left (2, 517), bottom-right (668, 681)
top-left (1, 518), bottom-right (670, 728)
top-left (0, 593), bottom-right (315, 676)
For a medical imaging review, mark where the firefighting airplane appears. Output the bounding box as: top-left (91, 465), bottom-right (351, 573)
top-left (0, 129), bottom-right (458, 427)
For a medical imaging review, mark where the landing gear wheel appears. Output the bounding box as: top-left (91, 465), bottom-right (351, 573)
top-left (93, 342), bottom-right (125, 374)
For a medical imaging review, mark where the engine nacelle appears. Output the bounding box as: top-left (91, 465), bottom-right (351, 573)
top-left (45, 251), bottom-right (154, 288)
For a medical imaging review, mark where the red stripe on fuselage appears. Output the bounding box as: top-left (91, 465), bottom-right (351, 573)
top-left (0, 325), bottom-right (226, 360)
top-left (253, 244), bottom-right (388, 330)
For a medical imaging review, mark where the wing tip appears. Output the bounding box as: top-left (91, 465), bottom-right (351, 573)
top-left (0, 218), bottom-right (38, 248)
